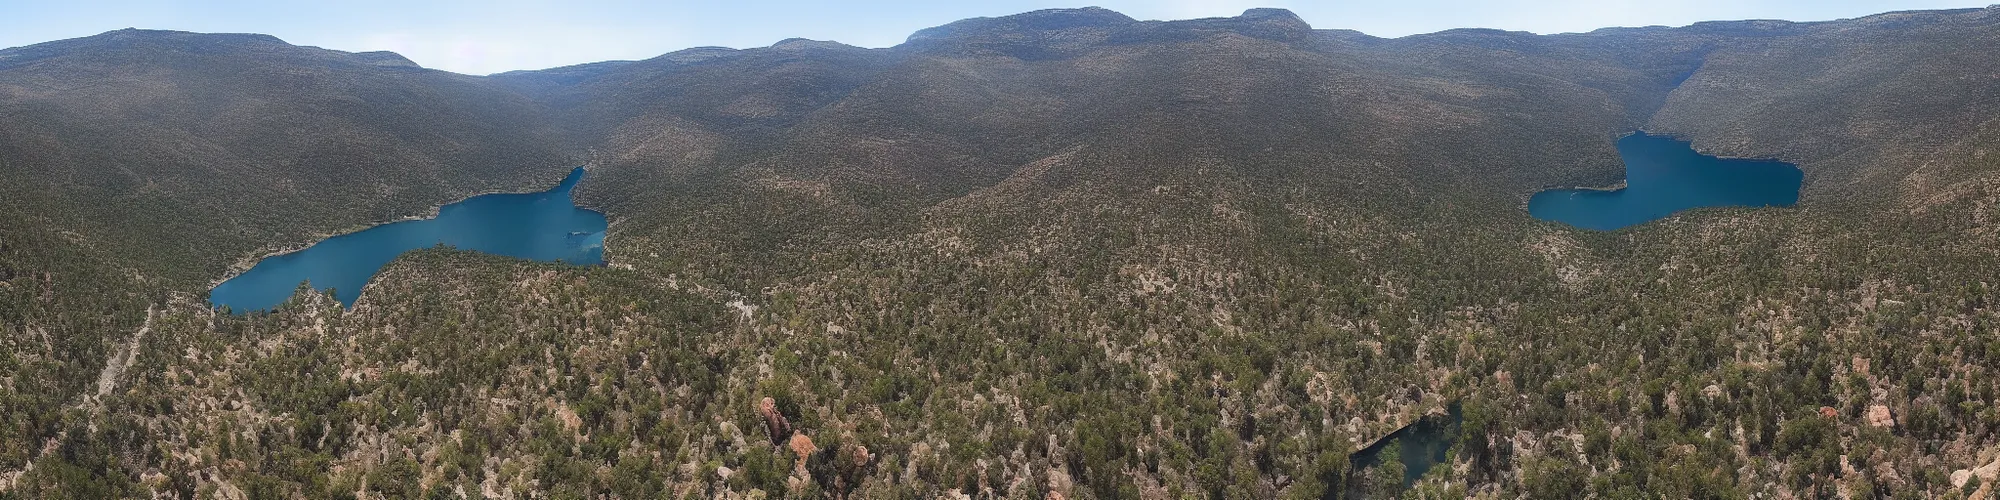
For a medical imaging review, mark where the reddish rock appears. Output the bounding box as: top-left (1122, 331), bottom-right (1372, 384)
top-left (788, 433), bottom-right (818, 479)
top-left (788, 433), bottom-right (817, 458)
top-left (1818, 406), bottom-right (1839, 419)
top-left (848, 444), bottom-right (873, 469)
top-left (757, 397), bottom-right (792, 445)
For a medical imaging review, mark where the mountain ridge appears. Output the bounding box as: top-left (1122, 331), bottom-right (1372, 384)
top-left (16, 6), bottom-right (2000, 76)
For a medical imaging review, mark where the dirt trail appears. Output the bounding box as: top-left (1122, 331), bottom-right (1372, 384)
top-left (96, 305), bottom-right (154, 398)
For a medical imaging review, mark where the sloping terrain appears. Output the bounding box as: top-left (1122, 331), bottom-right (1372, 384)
top-left (0, 29), bottom-right (574, 283)
top-left (4, 6), bottom-right (2000, 498)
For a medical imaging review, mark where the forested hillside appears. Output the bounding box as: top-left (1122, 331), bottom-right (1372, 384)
top-left (5, 6), bottom-right (2000, 498)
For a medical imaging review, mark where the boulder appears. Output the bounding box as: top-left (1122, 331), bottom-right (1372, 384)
top-left (1866, 405), bottom-right (1895, 427)
top-left (788, 433), bottom-right (817, 459)
top-left (1953, 455), bottom-right (2000, 489)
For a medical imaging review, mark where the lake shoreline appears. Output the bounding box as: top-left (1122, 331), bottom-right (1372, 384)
top-left (207, 166), bottom-right (589, 292)
top-left (1528, 132), bottom-right (1802, 230)
top-left (1549, 179), bottom-right (1629, 193)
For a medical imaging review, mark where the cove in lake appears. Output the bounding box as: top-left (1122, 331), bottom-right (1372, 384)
top-left (1529, 132), bottom-right (1802, 230)
top-left (210, 167), bottom-right (606, 313)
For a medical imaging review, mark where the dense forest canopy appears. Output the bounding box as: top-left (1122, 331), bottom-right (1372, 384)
top-left (4, 6), bottom-right (2000, 498)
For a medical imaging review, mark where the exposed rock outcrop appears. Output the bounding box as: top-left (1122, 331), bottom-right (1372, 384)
top-left (1866, 405), bottom-right (1895, 428)
top-left (757, 397), bottom-right (792, 445)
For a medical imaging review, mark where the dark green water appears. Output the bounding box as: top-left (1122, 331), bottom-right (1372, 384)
top-left (1348, 404), bottom-right (1464, 493)
top-left (1529, 132), bottom-right (1802, 230)
top-left (210, 167), bottom-right (606, 313)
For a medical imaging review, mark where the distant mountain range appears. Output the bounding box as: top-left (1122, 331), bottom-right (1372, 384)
top-left (4, 6), bottom-right (2000, 497)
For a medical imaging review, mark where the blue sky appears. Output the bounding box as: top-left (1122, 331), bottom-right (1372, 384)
top-left (2, 1), bottom-right (1989, 75)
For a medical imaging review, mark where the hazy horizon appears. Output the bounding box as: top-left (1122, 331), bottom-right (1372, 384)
top-left (5, 1), bottom-right (1992, 75)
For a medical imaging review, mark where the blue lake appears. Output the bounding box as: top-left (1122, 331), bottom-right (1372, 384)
top-left (1529, 132), bottom-right (1802, 230)
top-left (210, 167), bottom-right (606, 313)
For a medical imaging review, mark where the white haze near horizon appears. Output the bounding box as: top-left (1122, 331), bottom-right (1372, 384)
top-left (2, 0), bottom-right (1992, 75)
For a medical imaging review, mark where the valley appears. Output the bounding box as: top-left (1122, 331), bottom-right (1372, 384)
top-left (2, 6), bottom-right (2000, 498)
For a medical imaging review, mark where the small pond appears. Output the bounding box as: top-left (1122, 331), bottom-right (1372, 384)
top-left (1348, 403), bottom-right (1464, 495)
